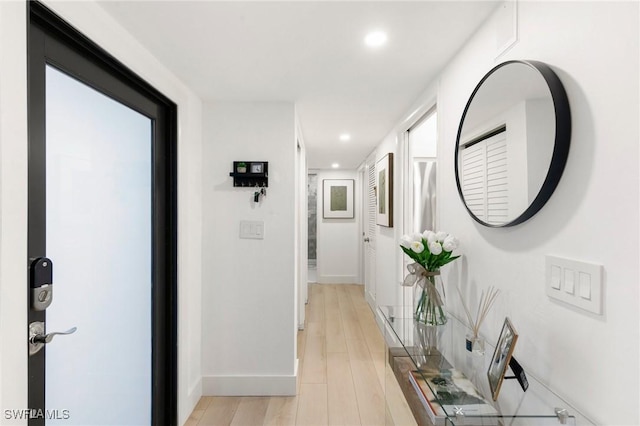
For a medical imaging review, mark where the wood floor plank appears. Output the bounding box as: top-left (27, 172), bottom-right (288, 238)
top-left (296, 383), bottom-right (328, 426)
top-left (195, 396), bottom-right (214, 411)
top-left (370, 348), bottom-right (386, 388)
top-left (307, 285), bottom-right (325, 324)
top-left (307, 318), bottom-right (326, 337)
top-left (184, 409), bottom-right (204, 426)
top-left (198, 397), bottom-right (241, 426)
top-left (230, 397), bottom-right (270, 426)
top-left (263, 396), bottom-right (298, 426)
top-left (300, 335), bottom-right (326, 384)
top-left (323, 284), bottom-right (340, 319)
top-left (325, 316), bottom-right (348, 353)
top-left (346, 339), bottom-right (386, 426)
top-left (337, 287), bottom-right (365, 341)
top-left (326, 351), bottom-right (362, 425)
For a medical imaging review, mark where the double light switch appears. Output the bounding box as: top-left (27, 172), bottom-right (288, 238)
top-left (240, 220), bottom-right (264, 240)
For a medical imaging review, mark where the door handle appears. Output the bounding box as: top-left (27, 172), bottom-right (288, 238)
top-left (364, 237), bottom-right (370, 242)
top-left (29, 321), bottom-right (77, 355)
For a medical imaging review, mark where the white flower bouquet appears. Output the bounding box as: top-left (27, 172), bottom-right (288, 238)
top-left (400, 230), bottom-right (460, 325)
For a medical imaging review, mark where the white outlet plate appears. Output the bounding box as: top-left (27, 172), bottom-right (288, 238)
top-left (545, 255), bottom-right (603, 315)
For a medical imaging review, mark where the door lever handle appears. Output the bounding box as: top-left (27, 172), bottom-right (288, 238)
top-left (31, 327), bottom-right (77, 344)
top-left (28, 321), bottom-right (76, 355)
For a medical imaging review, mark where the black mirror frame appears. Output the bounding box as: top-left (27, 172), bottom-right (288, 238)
top-left (454, 60), bottom-right (571, 227)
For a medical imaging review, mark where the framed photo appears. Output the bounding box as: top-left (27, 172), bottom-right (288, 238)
top-left (488, 317), bottom-right (518, 401)
top-left (250, 162), bottom-right (264, 174)
top-left (376, 153), bottom-right (393, 227)
top-left (323, 179), bottom-right (354, 219)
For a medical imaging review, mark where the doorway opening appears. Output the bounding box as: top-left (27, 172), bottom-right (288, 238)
top-left (307, 173), bottom-right (318, 283)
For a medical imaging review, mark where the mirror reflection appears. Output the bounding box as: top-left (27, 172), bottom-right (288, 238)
top-left (455, 61), bottom-right (566, 227)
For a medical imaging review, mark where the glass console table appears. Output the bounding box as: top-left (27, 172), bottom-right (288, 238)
top-left (380, 305), bottom-right (595, 426)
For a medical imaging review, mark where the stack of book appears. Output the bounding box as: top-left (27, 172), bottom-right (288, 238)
top-left (408, 368), bottom-right (499, 425)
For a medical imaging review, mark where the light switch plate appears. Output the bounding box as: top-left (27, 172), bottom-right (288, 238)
top-left (546, 255), bottom-right (603, 314)
top-left (239, 220), bottom-right (265, 240)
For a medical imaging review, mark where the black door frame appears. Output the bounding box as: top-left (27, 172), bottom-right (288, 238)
top-left (27, 2), bottom-right (177, 424)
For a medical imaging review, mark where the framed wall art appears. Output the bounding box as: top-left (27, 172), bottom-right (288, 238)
top-left (323, 179), bottom-right (354, 219)
top-left (376, 153), bottom-right (393, 227)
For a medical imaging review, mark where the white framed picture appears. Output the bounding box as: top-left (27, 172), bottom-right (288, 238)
top-left (323, 179), bottom-right (354, 219)
top-left (376, 153), bottom-right (393, 227)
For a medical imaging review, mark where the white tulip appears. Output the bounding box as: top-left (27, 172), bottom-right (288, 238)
top-left (442, 238), bottom-right (455, 252)
top-left (428, 241), bottom-right (443, 255)
top-left (400, 236), bottom-right (413, 249)
top-left (410, 241), bottom-right (425, 254)
top-left (411, 232), bottom-right (423, 242)
top-left (443, 235), bottom-right (459, 251)
top-left (435, 231), bottom-right (448, 242)
top-left (423, 230), bottom-right (437, 244)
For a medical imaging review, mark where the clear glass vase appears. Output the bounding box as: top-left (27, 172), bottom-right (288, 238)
top-left (413, 270), bottom-right (447, 326)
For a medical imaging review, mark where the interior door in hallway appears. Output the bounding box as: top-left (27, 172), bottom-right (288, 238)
top-left (363, 153), bottom-right (377, 310)
top-left (27, 5), bottom-right (176, 425)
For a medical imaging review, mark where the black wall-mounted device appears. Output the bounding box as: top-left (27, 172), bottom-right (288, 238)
top-left (30, 257), bottom-right (53, 311)
top-left (230, 161), bottom-right (268, 187)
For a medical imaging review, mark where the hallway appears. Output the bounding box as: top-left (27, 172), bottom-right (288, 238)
top-left (185, 284), bottom-right (415, 425)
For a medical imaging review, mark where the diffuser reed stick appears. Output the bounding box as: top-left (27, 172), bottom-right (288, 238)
top-left (456, 285), bottom-right (500, 338)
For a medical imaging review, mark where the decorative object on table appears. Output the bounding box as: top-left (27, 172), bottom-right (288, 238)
top-left (456, 285), bottom-right (500, 356)
top-left (408, 369), bottom-right (499, 426)
top-left (400, 230), bottom-right (460, 326)
top-left (413, 321), bottom-right (442, 359)
top-left (376, 153), bottom-right (393, 227)
top-left (322, 179), bottom-right (354, 219)
top-left (488, 317), bottom-right (518, 400)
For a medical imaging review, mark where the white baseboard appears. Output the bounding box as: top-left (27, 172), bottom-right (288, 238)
top-left (317, 275), bottom-right (358, 284)
top-left (365, 289), bottom-right (375, 310)
top-left (202, 362), bottom-right (298, 396)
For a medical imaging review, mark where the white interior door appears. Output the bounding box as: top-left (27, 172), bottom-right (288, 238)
top-left (363, 153), bottom-right (377, 309)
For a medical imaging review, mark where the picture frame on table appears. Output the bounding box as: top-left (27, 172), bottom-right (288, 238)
top-left (488, 317), bottom-right (518, 401)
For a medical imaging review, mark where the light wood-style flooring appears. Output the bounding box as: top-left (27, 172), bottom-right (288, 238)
top-left (185, 284), bottom-right (416, 426)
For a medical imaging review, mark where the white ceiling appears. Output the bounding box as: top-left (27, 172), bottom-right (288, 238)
top-left (97, 1), bottom-right (499, 169)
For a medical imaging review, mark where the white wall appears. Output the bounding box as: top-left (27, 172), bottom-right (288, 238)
top-left (0, 1), bottom-right (203, 424)
top-left (201, 102), bottom-right (298, 395)
top-left (0, 2), bottom-right (29, 421)
top-left (372, 1), bottom-right (639, 424)
top-left (314, 169), bottom-right (361, 284)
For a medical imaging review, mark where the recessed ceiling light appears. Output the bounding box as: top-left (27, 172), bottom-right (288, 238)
top-left (339, 133), bottom-right (351, 141)
top-left (364, 31), bottom-right (388, 48)
top-left (331, 163), bottom-right (340, 169)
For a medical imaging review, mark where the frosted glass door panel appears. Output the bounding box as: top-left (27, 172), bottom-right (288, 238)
top-left (45, 65), bottom-right (151, 425)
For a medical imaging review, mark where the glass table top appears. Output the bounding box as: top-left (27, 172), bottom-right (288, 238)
top-left (379, 305), bottom-right (595, 426)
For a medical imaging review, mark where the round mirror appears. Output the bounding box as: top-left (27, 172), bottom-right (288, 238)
top-left (455, 60), bottom-right (571, 227)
